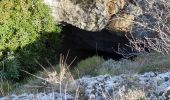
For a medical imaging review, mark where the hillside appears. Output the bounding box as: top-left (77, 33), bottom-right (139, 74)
top-left (1, 0), bottom-right (170, 100)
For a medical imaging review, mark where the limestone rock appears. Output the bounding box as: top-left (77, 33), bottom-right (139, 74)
top-left (106, 3), bottom-right (142, 34)
top-left (77, 71), bottom-right (170, 100)
top-left (2, 92), bottom-right (73, 100)
top-left (128, 0), bottom-right (170, 39)
top-left (44, 0), bottom-right (169, 35)
top-left (107, 13), bottom-right (135, 34)
top-left (2, 71), bottom-right (170, 100)
top-left (44, 0), bottom-right (127, 31)
top-left (44, 0), bottom-right (170, 54)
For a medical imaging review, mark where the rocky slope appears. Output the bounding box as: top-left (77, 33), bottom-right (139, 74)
top-left (77, 72), bottom-right (170, 100)
top-left (3, 71), bottom-right (170, 100)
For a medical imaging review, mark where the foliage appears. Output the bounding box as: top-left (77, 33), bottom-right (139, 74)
top-left (138, 62), bottom-right (170, 74)
top-left (97, 59), bottom-right (141, 76)
top-left (0, 0), bottom-right (62, 81)
top-left (137, 52), bottom-right (170, 73)
top-left (73, 56), bottom-right (105, 77)
top-left (0, 52), bottom-right (19, 80)
top-left (96, 52), bottom-right (170, 76)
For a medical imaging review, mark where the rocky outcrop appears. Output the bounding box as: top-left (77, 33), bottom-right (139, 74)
top-left (106, 13), bottom-right (135, 33)
top-left (77, 72), bottom-right (170, 100)
top-left (44, 0), bottom-right (169, 35)
top-left (44, 0), bottom-right (170, 55)
top-left (44, 0), bottom-right (127, 31)
top-left (3, 71), bottom-right (170, 100)
top-left (43, 0), bottom-right (142, 33)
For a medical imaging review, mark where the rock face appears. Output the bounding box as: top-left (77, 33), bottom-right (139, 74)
top-left (44, 0), bottom-right (170, 55)
top-left (107, 13), bottom-right (135, 33)
top-left (44, 0), bottom-right (169, 35)
top-left (44, 0), bottom-right (126, 31)
top-left (129, 0), bottom-right (170, 39)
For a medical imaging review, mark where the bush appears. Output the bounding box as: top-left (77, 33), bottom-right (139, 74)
top-left (0, 0), bottom-right (62, 81)
top-left (73, 56), bottom-right (105, 77)
top-left (0, 53), bottom-right (19, 80)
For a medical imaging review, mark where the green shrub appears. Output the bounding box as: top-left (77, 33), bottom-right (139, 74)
top-left (73, 56), bottom-right (105, 77)
top-left (0, 0), bottom-right (62, 81)
top-left (0, 52), bottom-right (19, 80)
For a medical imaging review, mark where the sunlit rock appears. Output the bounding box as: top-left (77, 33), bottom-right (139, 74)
top-left (44, 0), bottom-right (126, 31)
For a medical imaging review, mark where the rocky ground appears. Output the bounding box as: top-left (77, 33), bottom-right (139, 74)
top-left (2, 70), bottom-right (170, 100)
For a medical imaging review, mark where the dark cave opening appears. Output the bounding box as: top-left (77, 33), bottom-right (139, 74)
top-left (57, 24), bottom-right (134, 66)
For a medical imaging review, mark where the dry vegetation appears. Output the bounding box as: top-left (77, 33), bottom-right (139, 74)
top-left (99, 52), bottom-right (170, 76)
top-left (0, 79), bottom-right (13, 96)
top-left (1, 51), bottom-right (169, 99)
top-left (18, 54), bottom-right (76, 94)
top-left (111, 87), bottom-right (145, 100)
top-left (128, 0), bottom-right (170, 55)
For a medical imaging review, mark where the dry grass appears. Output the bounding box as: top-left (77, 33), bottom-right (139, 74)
top-left (112, 87), bottom-right (146, 100)
top-left (43, 54), bottom-right (75, 86)
top-left (98, 52), bottom-right (170, 75)
top-left (19, 54), bottom-right (77, 95)
top-left (136, 52), bottom-right (170, 73)
top-left (0, 79), bottom-right (13, 96)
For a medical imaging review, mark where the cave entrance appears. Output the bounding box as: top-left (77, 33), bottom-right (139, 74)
top-left (57, 24), bottom-right (133, 66)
